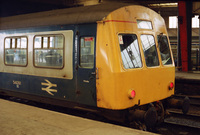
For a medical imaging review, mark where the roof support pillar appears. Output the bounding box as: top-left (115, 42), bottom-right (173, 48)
top-left (178, 1), bottom-right (192, 72)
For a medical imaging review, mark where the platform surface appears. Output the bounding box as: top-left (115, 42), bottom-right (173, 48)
top-left (0, 98), bottom-right (155, 135)
top-left (176, 71), bottom-right (200, 80)
top-left (175, 71), bottom-right (200, 95)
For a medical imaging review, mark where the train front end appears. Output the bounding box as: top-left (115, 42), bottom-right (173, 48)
top-left (96, 5), bottom-right (175, 128)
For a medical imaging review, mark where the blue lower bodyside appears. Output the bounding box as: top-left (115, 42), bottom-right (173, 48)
top-left (0, 23), bottom-right (97, 107)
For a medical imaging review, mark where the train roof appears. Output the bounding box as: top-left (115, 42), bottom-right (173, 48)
top-left (0, 2), bottom-right (137, 30)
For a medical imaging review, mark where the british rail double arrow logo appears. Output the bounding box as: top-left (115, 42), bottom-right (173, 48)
top-left (41, 79), bottom-right (57, 96)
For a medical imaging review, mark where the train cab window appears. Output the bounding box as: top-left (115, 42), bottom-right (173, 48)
top-left (137, 20), bottom-right (153, 30)
top-left (157, 35), bottom-right (172, 65)
top-left (34, 35), bottom-right (64, 68)
top-left (4, 37), bottom-right (27, 66)
top-left (80, 37), bottom-right (95, 68)
top-left (118, 34), bottom-right (142, 69)
top-left (141, 35), bottom-right (159, 67)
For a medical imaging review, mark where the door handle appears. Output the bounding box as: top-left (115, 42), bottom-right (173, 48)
top-left (90, 72), bottom-right (95, 80)
top-left (90, 68), bottom-right (99, 79)
top-left (91, 72), bottom-right (96, 75)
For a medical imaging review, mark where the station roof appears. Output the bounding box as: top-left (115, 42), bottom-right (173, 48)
top-left (1, 0), bottom-right (200, 17)
top-left (0, 2), bottom-right (132, 30)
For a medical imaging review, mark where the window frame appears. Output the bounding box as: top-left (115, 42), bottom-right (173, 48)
top-left (137, 20), bottom-right (153, 30)
top-left (157, 34), bottom-right (173, 66)
top-left (140, 34), bottom-right (160, 67)
top-left (4, 36), bottom-right (28, 67)
top-left (118, 33), bottom-right (143, 69)
top-left (33, 34), bottom-right (65, 69)
top-left (79, 36), bottom-right (95, 69)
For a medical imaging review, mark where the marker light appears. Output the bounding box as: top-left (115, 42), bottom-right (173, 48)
top-left (128, 90), bottom-right (136, 99)
top-left (169, 82), bottom-right (174, 90)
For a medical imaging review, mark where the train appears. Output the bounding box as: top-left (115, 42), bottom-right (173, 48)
top-left (0, 2), bottom-right (189, 129)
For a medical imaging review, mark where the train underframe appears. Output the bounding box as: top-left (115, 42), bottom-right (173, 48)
top-left (100, 96), bottom-right (190, 130)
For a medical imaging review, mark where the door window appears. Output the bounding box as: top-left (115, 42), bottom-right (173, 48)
top-left (80, 37), bottom-right (95, 68)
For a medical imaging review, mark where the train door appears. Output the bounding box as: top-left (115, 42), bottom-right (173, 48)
top-left (76, 24), bottom-right (97, 106)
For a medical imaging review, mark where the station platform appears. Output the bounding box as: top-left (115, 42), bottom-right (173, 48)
top-left (175, 71), bottom-right (200, 95)
top-left (176, 71), bottom-right (200, 80)
top-left (0, 98), bottom-right (155, 135)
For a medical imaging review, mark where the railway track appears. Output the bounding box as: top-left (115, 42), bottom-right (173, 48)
top-left (165, 110), bottom-right (200, 129)
top-left (173, 94), bottom-right (200, 107)
top-left (156, 94), bottom-right (200, 135)
top-left (157, 109), bottom-right (200, 135)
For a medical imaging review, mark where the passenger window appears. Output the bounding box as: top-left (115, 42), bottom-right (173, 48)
top-left (34, 35), bottom-right (64, 68)
top-left (80, 37), bottom-right (94, 68)
top-left (141, 35), bottom-right (159, 67)
top-left (4, 37), bottom-right (27, 66)
top-left (157, 35), bottom-right (173, 65)
top-left (118, 34), bottom-right (142, 69)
